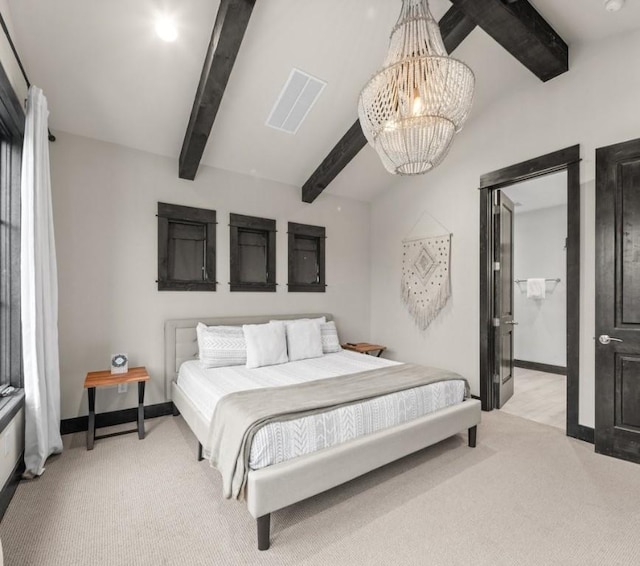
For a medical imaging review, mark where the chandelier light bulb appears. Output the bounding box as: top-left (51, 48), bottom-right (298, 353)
top-left (358, 0), bottom-right (475, 175)
top-left (156, 16), bottom-right (178, 42)
top-left (412, 93), bottom-right (425, 117)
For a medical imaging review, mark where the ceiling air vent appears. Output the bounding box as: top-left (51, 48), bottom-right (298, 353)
top-left (266, 68), bottom-right (326, 134)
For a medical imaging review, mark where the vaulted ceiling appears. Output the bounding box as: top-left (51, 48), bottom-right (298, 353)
top-left (6, 0), bottom-right (640, 201)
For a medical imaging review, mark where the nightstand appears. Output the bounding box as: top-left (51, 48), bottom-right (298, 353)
top-left (342, 342), bottom-right (387, 357)
top-left (83, 366), bottom-right (150, 450)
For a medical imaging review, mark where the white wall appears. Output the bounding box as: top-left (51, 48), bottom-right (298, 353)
top-left (370, 29), bottom-right (640, 428)
top-left (513, 205), bottom-right (567, 367)
top-left (50, 132), bottom-right (372, 420)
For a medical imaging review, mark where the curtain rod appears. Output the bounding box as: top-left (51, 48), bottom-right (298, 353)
top-left (0, 11), bottom-right (55, 142)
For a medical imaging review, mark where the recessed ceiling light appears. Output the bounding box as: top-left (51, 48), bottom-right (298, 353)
top-left (155, 16), bottom-right (178, 42)
top-left (604, 0), bottom-right (625, 12)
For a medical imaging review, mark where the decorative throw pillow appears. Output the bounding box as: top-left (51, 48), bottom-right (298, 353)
top-left (270, 316), bottom-right (326, 328)
top-left (196, 323), bottom-right (247, 368)
top-left (243, 321), bottom-right (289, 369)
top-left (320, 321), bottom-right (341, 354)
top-left (286, 319), bottom-right (323, 362)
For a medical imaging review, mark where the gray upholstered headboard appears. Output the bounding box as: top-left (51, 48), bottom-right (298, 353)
top-left (164, 313), bottom-right (333, 399)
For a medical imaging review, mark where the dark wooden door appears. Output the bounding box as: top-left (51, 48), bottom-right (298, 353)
top-left (595, 138), bottom-right (640, 464)
top-left (494, 191), bottom-right (516, 409)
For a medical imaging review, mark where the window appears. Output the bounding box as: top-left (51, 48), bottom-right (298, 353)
top-left (287, 222), bottom-right (326, 292)
top-left (0, 66), bottom-right (26, 388)
top-left (229, 213), bottom-right (276, 292)
top-left (157, 203), bottom-right (216, 291)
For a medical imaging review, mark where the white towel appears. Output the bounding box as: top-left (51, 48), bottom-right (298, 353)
top-left (527, 278), bottom-right (546, 299)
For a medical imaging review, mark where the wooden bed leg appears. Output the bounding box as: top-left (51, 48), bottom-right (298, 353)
top-left (172, 403), bottom-right (180, 417)
top-left (197, 442), bottom-right (204, 461)
top-left (257, 514), bottom-right (271, 551)
top-left (468, 425), bottom-right (477, 448)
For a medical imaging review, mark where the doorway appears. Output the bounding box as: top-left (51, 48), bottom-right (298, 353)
top-left (499, 173), bottom-right (567, 429)
top-left (479, 146), bottom-right (583, 440)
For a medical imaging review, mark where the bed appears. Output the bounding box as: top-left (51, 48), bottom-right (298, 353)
top-left (166, 314), bottom-right (481, 550)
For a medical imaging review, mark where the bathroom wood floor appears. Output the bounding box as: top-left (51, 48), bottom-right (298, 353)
top-left (500, 367), bottom-right (566, 430)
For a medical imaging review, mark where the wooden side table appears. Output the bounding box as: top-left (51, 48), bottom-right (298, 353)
top-left (84, 366), bottom-right (150, 450)
top-left (341, 342), bottom-right (387, 357)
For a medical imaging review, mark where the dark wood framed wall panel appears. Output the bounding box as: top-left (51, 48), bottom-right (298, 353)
top-left (229, 213), bottom-right (276, 292)
top-left (301, 6), bottom-right (477, 204)
top-left (287, 222), bottom-right (326, 292)
top-left (157, 203), bottom-right (217, 291)
top-left (179, 0), bottom-right (256, 180)
top-left (478, 145), bottom-right (582, 441)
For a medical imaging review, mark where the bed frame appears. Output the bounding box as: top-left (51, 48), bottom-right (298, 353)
top-left (165, 314), bottom-right (481, 551)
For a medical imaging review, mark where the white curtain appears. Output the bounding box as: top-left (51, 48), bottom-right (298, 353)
top-left (21, 86), bottom-right (63, 477)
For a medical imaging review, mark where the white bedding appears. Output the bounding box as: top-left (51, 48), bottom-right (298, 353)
top-left (176, 350), bottom-right (466, 469)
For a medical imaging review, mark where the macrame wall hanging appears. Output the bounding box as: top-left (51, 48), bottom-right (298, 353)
top-left (401, 211), bottom-right (452, 330)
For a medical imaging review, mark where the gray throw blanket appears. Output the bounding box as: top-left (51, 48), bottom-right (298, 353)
top-left (207, 363), bottom-right (470, 499)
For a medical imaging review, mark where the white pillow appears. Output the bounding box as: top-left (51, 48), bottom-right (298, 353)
top-left (286, 319), bottom-right (323, 362)
top-left (196, 323), bottom-right (247, 368)
top-left (270, 316), bottom-right (326, 328)
top-left (320, 321), bottom-right (341, 354)
top-left (243, 321), bottom-right (288, 369)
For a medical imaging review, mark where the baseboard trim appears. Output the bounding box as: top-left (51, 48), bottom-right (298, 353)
top-left (61, 402), bottom-right (174, 435)
top-left (575, 425), bottom-right (595, 444)
top-left (514, 359), bottom-right (566, 375)
top-left (0, 451), bottom-right (25, 521)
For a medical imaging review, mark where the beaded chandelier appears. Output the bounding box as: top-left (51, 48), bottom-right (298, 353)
top-left (358, 0), bottom-right (475, 175)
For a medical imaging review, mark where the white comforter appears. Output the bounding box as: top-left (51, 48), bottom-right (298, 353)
top-left (177, 350), bottom-right (466, 469)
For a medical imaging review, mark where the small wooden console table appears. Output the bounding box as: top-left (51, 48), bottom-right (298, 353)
top-left (83, 366), bottom-right (149, 450)
top-left (341, 342), bottom-right (387, 357)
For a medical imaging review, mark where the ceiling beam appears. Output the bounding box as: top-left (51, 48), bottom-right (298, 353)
top-left (301, 7), bottom-right (476, 204)
top-left (449, 0), bottom-right (568, 82)
top-left (179, 0), bottom-right (256, 180)
top-left (438, 3), bottom-right (477, 54)
top-left (301, 120), bottom-right (367, 204)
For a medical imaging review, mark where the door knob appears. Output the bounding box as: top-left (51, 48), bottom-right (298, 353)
top-left (599, 334), bottom-right (623, 345)
top-left (505, 321), bottom-right (519, 325)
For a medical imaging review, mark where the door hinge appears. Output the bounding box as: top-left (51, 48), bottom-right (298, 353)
top-left (493, 374), bottom-right (500, 384)
top-left (493, 204), bottom-right (500, 215)
top-left (493, 262), bottom-right (500, 271)
top-left (492, 318), bottom-right (500, 327)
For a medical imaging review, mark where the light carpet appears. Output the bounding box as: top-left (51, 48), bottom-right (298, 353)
top-left (1, 412), bottom-right (640, 566)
